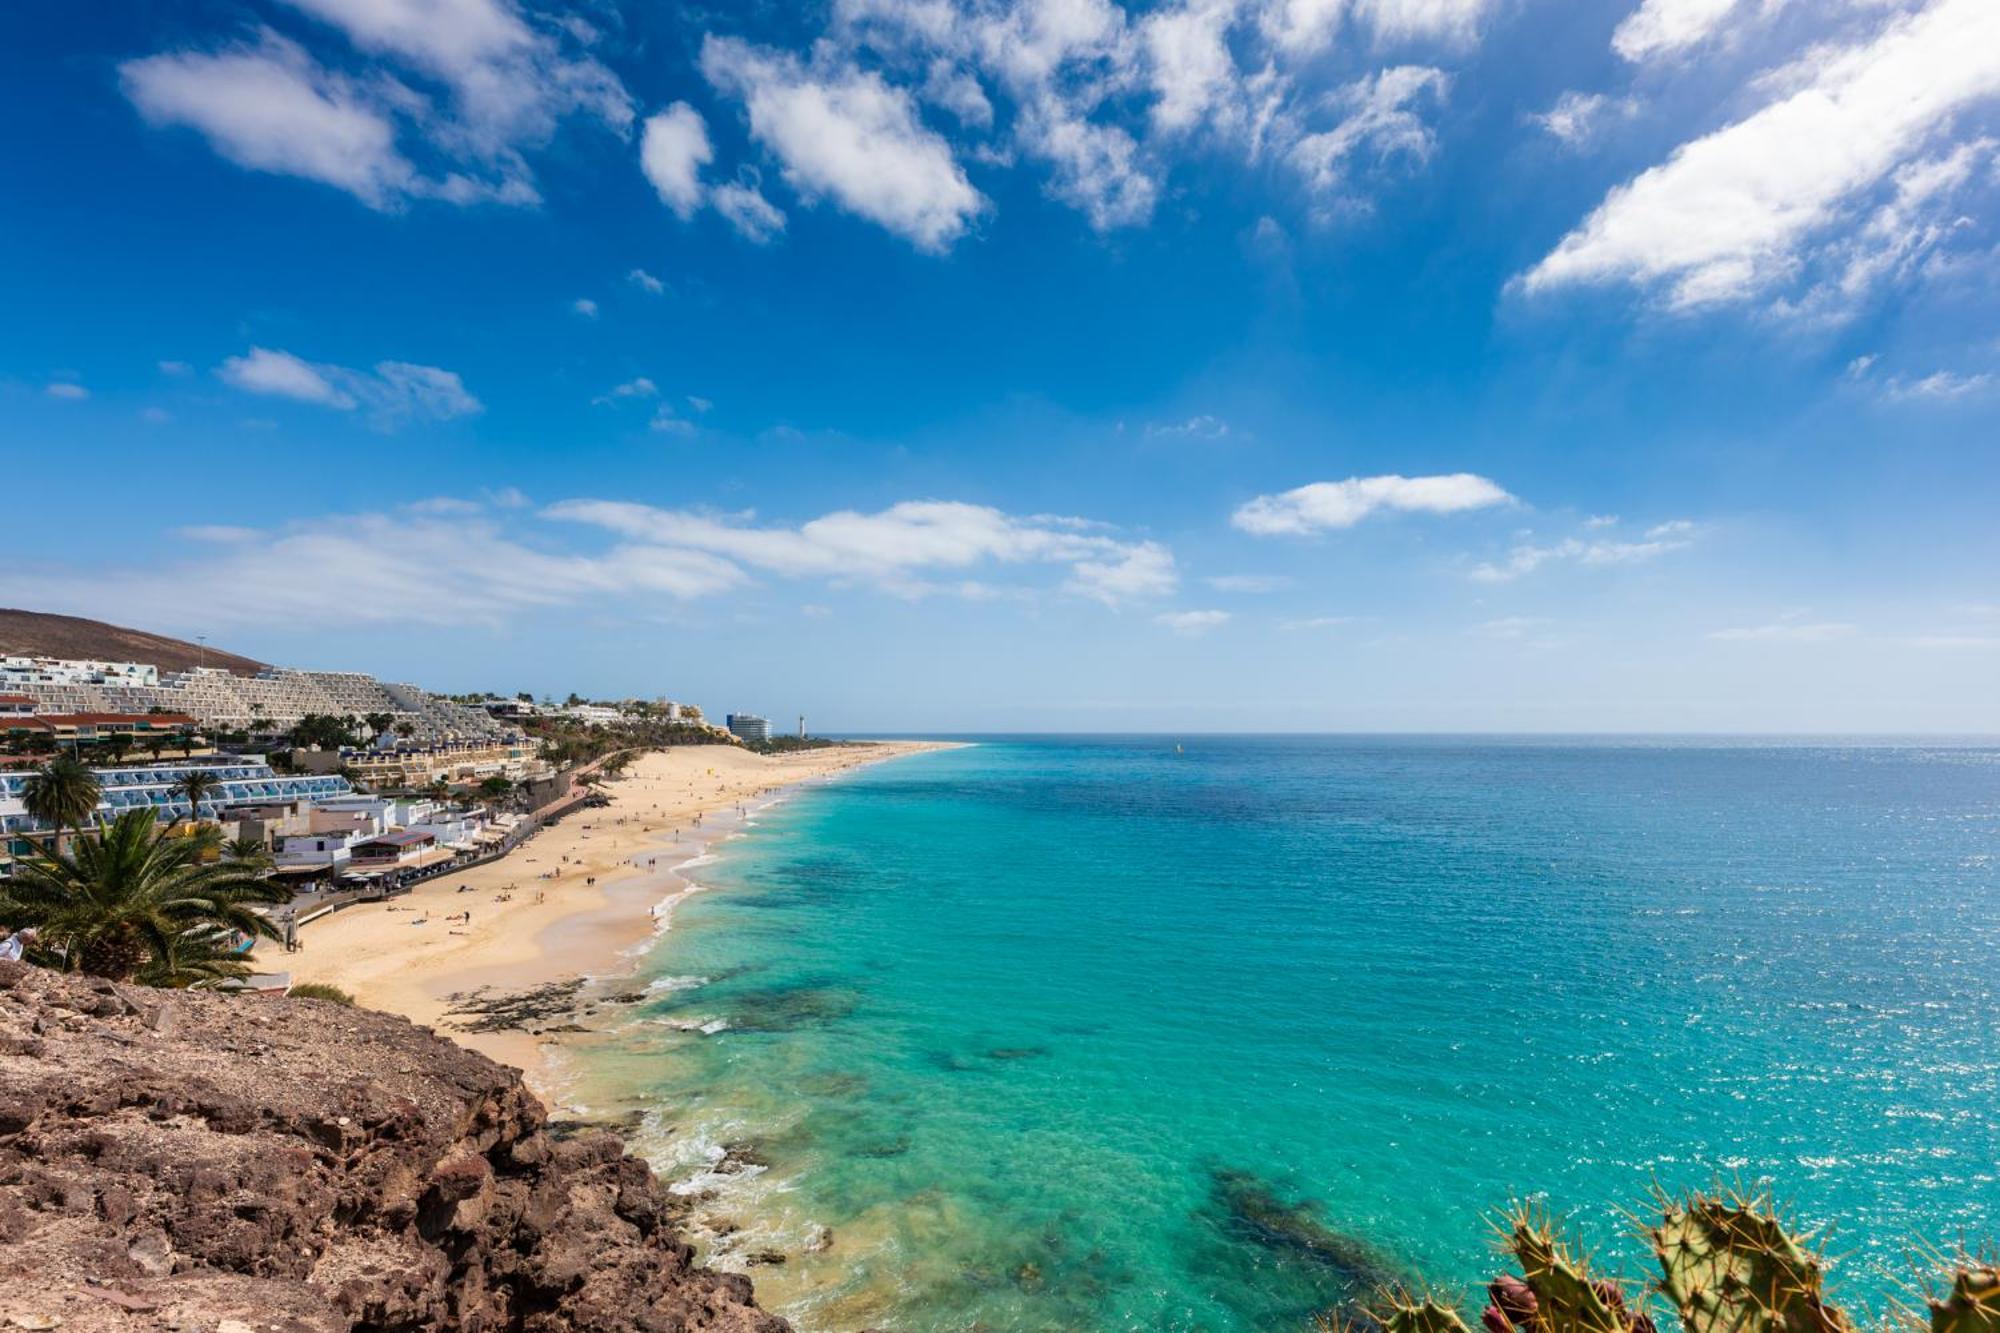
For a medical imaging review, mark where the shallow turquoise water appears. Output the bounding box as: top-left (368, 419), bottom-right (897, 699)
top-left (576, 737), bottom-right (2000, 1331)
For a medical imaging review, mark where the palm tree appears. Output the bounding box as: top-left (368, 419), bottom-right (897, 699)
top-left (394, 721), bottom-right (416, 740)
top-left (143, 736), bottom-right (167, 761)
top-left (174, 727), bottom-right (197, 758)
top-left (174, 770), bottom-right (222, 827)
top-left (224, 836), bottom-right (272, 871)
top-left (101, 735), bottom-right (133, 767)
top-left (364, 712), bottom-right (393, 738)
top-left (0, 808), bottom-right (285, 981)
top-left (135, 927), bottom-right (257, 989)
top-left (21, 756), bottom-right (101, 857)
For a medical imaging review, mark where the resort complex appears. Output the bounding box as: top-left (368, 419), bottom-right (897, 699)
top-left (0, 641), bottom-right (776, 901)
top-left (1, 654), bottom-right (507, 741)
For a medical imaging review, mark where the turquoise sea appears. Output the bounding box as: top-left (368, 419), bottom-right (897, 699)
top-left (567, 737), bottom-right (2000, 1331)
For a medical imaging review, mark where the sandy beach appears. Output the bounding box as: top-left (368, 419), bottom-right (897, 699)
top-left (286, 741), bottom-right (955, 1089)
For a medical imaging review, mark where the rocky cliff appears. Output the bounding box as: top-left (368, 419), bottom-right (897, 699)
top-left (0, 962), bottom-right (786, 1333)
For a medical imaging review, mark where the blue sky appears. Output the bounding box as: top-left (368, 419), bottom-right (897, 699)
top-left (5, 0), bottom-right (1999, 732)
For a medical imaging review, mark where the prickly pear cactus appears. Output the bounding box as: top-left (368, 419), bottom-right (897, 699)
top-left (1929, 1265), bottom-right (2000, 1333)
top-left (1378, 1292), bottom-right (1476, 1333)
top-left (1647, 1192), bottom-right (1850, 1333)
top-left (1503, 1206), bottom-right (1645, 1333)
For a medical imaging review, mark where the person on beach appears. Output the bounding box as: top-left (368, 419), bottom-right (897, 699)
top-left (0, 928), bottom-right (31, 962)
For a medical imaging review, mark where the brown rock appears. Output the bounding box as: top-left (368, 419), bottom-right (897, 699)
top-left (0, 971), bottom-right (786, 1332)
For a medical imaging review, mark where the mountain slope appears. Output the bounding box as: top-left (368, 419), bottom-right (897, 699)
top-left (0, 609), bottom-right (266, 676)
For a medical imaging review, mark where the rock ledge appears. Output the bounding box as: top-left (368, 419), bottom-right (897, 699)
top-left (0, 961), bottom-right (785, 1333)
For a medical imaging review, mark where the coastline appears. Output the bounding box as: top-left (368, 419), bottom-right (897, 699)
top-left (286, 740), bottom-right (958, 1094)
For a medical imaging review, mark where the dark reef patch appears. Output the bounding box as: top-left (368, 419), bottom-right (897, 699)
top-left (1207, 1168), bottom-right (1401, 1288)
top-left (661, 980), bottom-right (862, 1034)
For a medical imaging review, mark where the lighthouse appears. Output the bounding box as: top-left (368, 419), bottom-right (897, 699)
top-left (798, 714), bottom-right (807, 739)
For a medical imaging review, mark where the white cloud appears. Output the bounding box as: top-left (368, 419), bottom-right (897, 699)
top-left (1207, 573), bottom-right (1292, 592)
top-left (639, 102), bottom-right (713, 219)
top-left (1019, 100), bottom-right (1159, 230)
top-left (701, 35), bottom-right (986, 252)
top-left (572, 297), bottom-right (599, 318)
top-left (218, 347), bottom-right (355, 408)
top-left (1289, 66), bottom-right (1449, 203)
top-left (817, 0), bottom-right (1473, 234)
top-left (16, 512), bottom-right (747, 631)
top-left (546, 497), bottom-right (1176, 604)
top-left (1533, 91), bottom-right (1634, 148)
top-left (713, 179), bottom-right (789, 242)
top-left (1143, 0), bottom-right (1242, 135)
top-left (1281, 614), bottom-right (1357, 629)
top-left (1234, 472), bottom-right (1512, 535)
top-left (1583, 513), bottom-right (1619, 528)
top-left (1523, 0), bottom-right (2000, 311)
top-left (1263, 0), bottom-right (1496, 53)
top-left (22, 492), bottom-right (1182, 631)
top-left (1884, 369), bottom-right (1992, 400)
top-left (1845, 353), bottom-right (1878, 379)
top-left (596, 376), bottom-right (658, 403)
top-left (1147, 413), bottom-right (1231, 439)
top-left (628, 268), bottom-right (666, 294)
top-left (217, 346), bottom-right (481, 425)
top-left (650, 407), bottom-right (699, 436)
top-left (122, 1), bottom-right (629, 210)
top-left (687, 395), bottom-right (714, 413)
top-left (178, 524), bottom-right (262, 543)
top-left (45, 382), bottom-right (89, 401)
top-left (122, 32), bottom-right (419, 208)
top-left (277, 0), bottom-right (632, 174)
top-left (1470, 521), bottom-right (1697, 582)
top-left (1708, 617), bottom-right (1858, 642)
top-left (1612, 0), bottom-right (1749, 62)
top-left (1156, 609), bottom-right (1231, 635)
top-left (157, 360), bottom-right (192, 375)
top-left (364, 361), bottom-right (482, 423)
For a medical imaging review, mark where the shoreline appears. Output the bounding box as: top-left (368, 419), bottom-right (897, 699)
top-left (286, 740), bottom-right (960, 1094)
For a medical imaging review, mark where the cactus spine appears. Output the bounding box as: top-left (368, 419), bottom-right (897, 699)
top-left (1928, 1266), bottom-right (2000, 1333)
top-left (1647, 1192), bottom-right (1849, 1333)
top-left (1496, 1205), bottom-right (1652, 1333)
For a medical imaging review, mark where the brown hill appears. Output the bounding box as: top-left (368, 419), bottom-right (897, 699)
top-left (0, 609), bottom-right (265, 676)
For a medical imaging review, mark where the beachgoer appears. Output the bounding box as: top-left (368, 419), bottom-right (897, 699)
top-left (0, 929), bottom-right (21, 963)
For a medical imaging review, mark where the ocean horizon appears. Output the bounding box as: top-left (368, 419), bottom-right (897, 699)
top-left (563, 735), bottom-right (2000, 1330)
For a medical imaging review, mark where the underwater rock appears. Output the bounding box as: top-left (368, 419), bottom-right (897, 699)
top-left (856, 1136), bottom-right (912, 1159)
top-left (1208, 1168), bottom-right (1403, 1292)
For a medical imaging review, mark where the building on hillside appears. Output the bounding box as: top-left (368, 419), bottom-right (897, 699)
top-left (294, 736), bottom-right (538, 791)
top-left (0, 711), bottom-right (201, 751)
top-left (0, 695), bottom-right (37, 720)
top-left (557, 703), bottom-right (625, 725)
top-left (0, 656), bottom-right (160, 688)
top-left (5, 657), bottom-right (509, 743)
top-left (726, 713), bottom-right (772, 743)
top-left (0, 758), bottom-right (353, 858)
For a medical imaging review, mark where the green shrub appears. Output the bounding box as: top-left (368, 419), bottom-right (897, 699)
top-left (288, 981), bottom-right (355, 1006)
